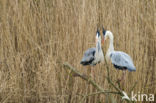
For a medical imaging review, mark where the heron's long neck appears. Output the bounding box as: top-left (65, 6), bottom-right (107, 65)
top-left (96, 39), bottom-right (102, 52)
top-left (106, 32), bottom-right (114, 59)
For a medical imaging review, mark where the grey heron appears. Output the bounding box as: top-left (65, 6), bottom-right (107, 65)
top-left (102, 28), bottom-right (136, 80)
top-left (80, 29), bottom-right (104, 66)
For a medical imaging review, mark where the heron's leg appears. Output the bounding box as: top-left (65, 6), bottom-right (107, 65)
top-left (123, 70), bottom-right (126, 81)
top-left (117, 71), bottom-right (122, 82)
top-left (117, 70), bottom-right (126, 82)
top-left (120, 70), bottom-right (126, 81)
top-left (121, 70), bottom-right (126, 90)
top-left (116, 70), bottom-right (126, 89)
top-left (87, 66), bottom-right (93, 79)
top-left (86, 66), bottom-right (91, 103)
top-left (87, 66), bottom-right (91, 75)
top-left (121, 70), bottom-right (126, 86)
top-left (90, 66), bottom-right (94, 78)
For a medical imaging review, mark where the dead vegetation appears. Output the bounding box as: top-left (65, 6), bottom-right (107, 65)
top-left (0, 0), bottom-right (155, 103)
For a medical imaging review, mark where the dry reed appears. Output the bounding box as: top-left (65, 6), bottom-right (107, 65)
top-left (0, 0), bottom-right (155, 103)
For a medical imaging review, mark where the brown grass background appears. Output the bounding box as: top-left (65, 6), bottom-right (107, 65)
top-left (0, 0), bottom-right (155, 103)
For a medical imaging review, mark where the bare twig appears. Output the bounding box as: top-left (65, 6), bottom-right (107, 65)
top-left (103, 55), bottom-right (123, 95)
top-left (130, 81), bottom-right (138, 93)
top-left (64, 63), bottom-right (105, 91)
top-left (63, 62), bottom-right (135, 103)
top-left (102, 48), bottom-right (133, 103)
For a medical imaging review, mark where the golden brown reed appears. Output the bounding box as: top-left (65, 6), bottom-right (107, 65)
top-left (0, 0), bottom-right (155, 103)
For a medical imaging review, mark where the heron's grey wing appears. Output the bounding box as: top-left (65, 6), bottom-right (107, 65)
top-left (110, 51), bottom-right (136, 71)
top-left (80, 48), bottom-right (96, 65)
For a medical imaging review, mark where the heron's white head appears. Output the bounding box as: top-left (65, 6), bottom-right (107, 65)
top-left (95, 29), bottom-right (101, 43)
top-left (102, 28), bottom-right (113, 43)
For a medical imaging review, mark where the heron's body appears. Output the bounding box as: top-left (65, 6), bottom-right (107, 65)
top-left (80, 47), bottom-right (96, 65)
top-left (80, 31), bottom-right (104, 66)
top-left (103, 30), bottom-right (136, 72)
top-left (110, 51), bottom-right (136, 71)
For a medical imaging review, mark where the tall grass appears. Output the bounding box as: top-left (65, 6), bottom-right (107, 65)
top-left (0, 0), bottom-right (155, 103)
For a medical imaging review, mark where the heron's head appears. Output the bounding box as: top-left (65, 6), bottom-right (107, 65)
top-left (102, 27), bottom-right (113, 42)
top-left (103, 27), bottom-right (113, 41)
top-left (96, 29), bottom-right (101, 43)
top-left (102, 27), bottom-right (107, 44)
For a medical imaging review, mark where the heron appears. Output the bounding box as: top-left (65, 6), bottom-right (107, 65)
top-left (102, 28), bottom-right (136, 81)
top-left (80, 29), bottom-right (104, 66)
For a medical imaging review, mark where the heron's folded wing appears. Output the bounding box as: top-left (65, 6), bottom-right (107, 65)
top-left (110, 51), bottom-right (136, 71)
top-left (81, 48), bottom-right (96, 64)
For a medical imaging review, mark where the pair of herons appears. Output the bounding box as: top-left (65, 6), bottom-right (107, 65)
top-left (80, 28), bottom-right (136, 81)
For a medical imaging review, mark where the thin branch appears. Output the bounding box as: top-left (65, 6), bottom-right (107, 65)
top-left (63, 62), bottom-right (134, 103)
top-left (103, 55), bottom-right (110, 79)
top-left (64, 63), bottom-right (105, 91)
top-left (130, 81), bottom-right (138, 92)
top-left (103, 55), bottom-right (123, 95)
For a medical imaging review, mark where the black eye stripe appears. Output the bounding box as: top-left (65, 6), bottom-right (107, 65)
top-left (96, 30), bottom-right (100, 37)
top-left (103, 28), bottom-right (106, 35)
